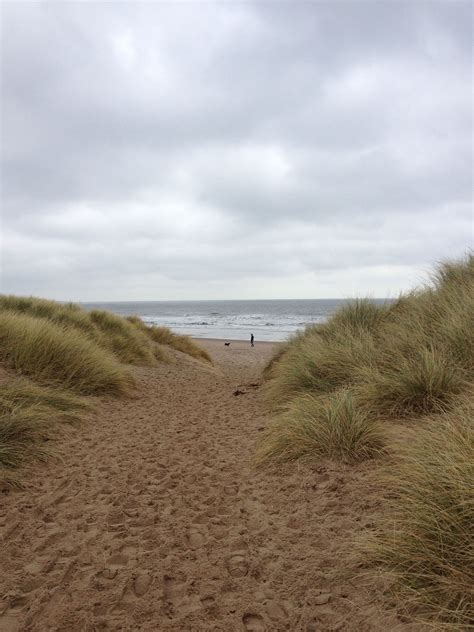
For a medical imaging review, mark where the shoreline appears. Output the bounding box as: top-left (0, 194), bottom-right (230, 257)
top-left (193, 336), bottom-right (280, 346)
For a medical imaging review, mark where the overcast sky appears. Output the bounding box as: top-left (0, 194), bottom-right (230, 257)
top-left (1, 1), bottom-right (472, 301)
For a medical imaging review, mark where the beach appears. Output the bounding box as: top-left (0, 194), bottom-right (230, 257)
top-left (1, 339), bottom-right (422, 631)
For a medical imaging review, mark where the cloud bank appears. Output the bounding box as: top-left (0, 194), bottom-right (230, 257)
top-left (1, 1), bottom-right (472, 300)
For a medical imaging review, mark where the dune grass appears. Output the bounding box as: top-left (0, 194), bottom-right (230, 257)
top-left (264, 256), bottom-right (473, 421)
top-left (126, 317), bottom-right (212, 363)
top-left (0, 295), bottom-right (164, 366)
top-left (0, 295), bottom-right (210, 365)
top-left (264, 324), bottom-right (378, 409)
top-left (0, 380), bottom-right (91, 475)
top-left (0, 381), bottom-right (90, 421)
top-left (0, 295), bottom-right (211, 478)
top-left (257, 389), bottom-right (385, 464)
top-left (0, 407), bottom-right (50, 471)
top-left (261, 254), bottom-right (473, 626)
top-left (355, 346), bottom-right (467, 417)
top-left (367, 396), bottom-right (474, 628)
top-left (0, 310), bottom-right (135, 395)
top-left (88, 309), bottom-right (161, 365)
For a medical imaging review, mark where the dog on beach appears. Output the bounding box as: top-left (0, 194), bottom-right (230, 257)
top-left (224, 342), bottom-right (231, 347)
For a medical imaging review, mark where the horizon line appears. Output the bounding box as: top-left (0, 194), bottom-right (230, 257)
top-left (77, 297), bottom-right (395, 304)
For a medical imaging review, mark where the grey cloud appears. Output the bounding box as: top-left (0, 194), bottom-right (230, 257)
top-left (1, 1), bottom-right (472, 300)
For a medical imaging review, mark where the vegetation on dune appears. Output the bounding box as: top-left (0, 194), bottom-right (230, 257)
top-left (264, 323), bottom-right (378, 409)
top-left (0, 380), bottom-right (91, 474)
top-left (0, 407), bottom-right (49, 471)
top-left (0, 295), bottom-right (162, 366)
top-left (89, 309), bottom-right (167, 365)
top-left (264, 256), bottom-right (473, 422)
top-left (367, 396), bottom-right (474, 628)
top-left (0, 295), bottom-right (210, 365)
top-left (0, 296), bottom-right (210, 478)
top-left (261, 254), bottom-right (473, 626)
top-left (0, 381), bottom-right (90, 421)
top-left (126, 317), bottom-right (212, 363)
top-left (0, 310), bottom-right (135, 395)
top-left (257, 389), bottom-right (385, 464)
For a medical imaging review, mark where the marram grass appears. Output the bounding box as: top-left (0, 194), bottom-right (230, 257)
top-left (355, 346), bottom-right (467, 418)
top-left (0, 294), bottom-right (210, 366)
top-left (264, 326), bottom-right (378, 410)
top-left (89, 309), bottom-right (159, 365)
top-left (261, 254), bottom-right (474, 627)
top-left (0, 380), bottom-right (92, 477)
top-left (127, 317), bottom-right (212, 363)
top-left (365, 396), bottom-right (474, 629)
top-left (264, 255), bottom-right (473, 422)
top-left (0, 296), bottom-right (211, 479)
top-left (0, 381), bottom-right (91, 422)
top-left (0, 310), bottom-right (135, 395)
top-left (257, 389), bottom-right (385, 464)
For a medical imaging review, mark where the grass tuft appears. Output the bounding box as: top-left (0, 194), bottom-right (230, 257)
top-left (356, 346), bottom-right (467, 417)
top-left (0, 380), bottom-right (92, 474)
top-left (366, 396), bottom-right (474, 628)
top-left (127, 318), bottom-right (212, 363)
top-left (258, 389), bottom-right (385, 464)
top-left (89, 309), bottom-right (158, 365)
top-left (0, 310), bottom-right (135, 395)
top-left (264, 327), bottom-right (377, 410)
top-left (261, 254), bottom-right (474, 626)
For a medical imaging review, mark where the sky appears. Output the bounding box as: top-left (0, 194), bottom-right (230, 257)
top-left (1, 1), bottom-right (472, 301)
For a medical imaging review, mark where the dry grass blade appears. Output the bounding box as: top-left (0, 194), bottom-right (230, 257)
top-left (127, 317), bottom-right (212, 363)
top-left (258, 389), bottom-right (385, 464)
top-left (365, 397), bottom-right (474, 628)
top-left (0, 310), bottom-right (135, 395)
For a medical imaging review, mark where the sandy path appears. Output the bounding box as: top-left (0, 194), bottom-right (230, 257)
top-left (0, 341), bottom-right (422, 631)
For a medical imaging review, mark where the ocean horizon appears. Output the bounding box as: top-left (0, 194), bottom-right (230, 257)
top-left (80, 298), bottom-right (392, 342)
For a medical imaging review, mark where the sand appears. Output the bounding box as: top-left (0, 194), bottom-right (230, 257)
top-left (0, 340), bottom-right (424, 631)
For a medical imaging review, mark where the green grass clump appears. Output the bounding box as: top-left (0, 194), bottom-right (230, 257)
top-left (318, 297), bottom-right (390, 338)
top-left (264, 326), bottom-right (377, 409)
top-left (127, 317), bottom-right (212, 363)
top-left (0, 295), bottom-right (210, 366)
top-left (0, 295), bottom-right (162, 366)
top-left (89, 309), bottom-right (159, 365)
top-left (356, 346), bottom-right (467, 417)
top-left (261, 254), bottom-right (473, 626)
top-left (0, 381), bottom-right (90, 422)
top-left (367, 396), bottom-right (474, 628)
top-left (0, 294), bottom-right (98, 336)
top-left (0, 407), bottom-right (49, 470)
top-left (0, 311), bottom-right (134, 395)
top-left (258, 389), bottom-right (385, 464)
top-left (0, 380), bottom-right (91, 474)
top-left (264, 255), bottom-right (473, 422)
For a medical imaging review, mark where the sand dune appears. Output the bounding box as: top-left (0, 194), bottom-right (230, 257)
top-left (0, 340), bottom-right (423, 631)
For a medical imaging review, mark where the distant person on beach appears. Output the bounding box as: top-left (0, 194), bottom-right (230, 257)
top-left (250, 333), bottom-right (254, 347)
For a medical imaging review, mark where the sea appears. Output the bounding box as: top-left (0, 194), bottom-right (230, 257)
top-left (80, 299), bottom-right (390, 342)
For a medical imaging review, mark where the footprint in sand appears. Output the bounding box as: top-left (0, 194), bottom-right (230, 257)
top-left (266, 600), bottom-right (289, 621)
top-left (100, 568), bottom-right (118, 579)
top-left (226, 540), bottom-right (250, 577)
top-left (226, 552), bottom-right (249, 577)
top-left (133, 572), bottom-right (152, 597)
top-left (186, 527), bottom-right (205, 549)
top-left (200, 594), bottom-right (215, 608)
top-left (106, 552), bottom-right (129, 568)
top-left (242, 612), bottom-right (265, 631)
top-left (163, 575), bottom-right (187, 604)
top-left (106, 510), bottom-right (126, 526)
